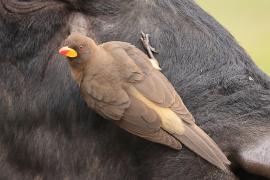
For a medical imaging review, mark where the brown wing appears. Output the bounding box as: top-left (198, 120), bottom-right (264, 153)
top-left (103, 41), bottom-right (195, 124)
top-left (80, 78), bottom-right (130, 120)
top-left (116, 95), bottom-right (182, 150)
top-left (103, 42), bottom-right (231, 170)
top-left (100, 42), bottom-right (231, 170)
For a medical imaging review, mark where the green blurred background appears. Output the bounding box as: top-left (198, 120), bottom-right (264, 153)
top-left (197, 0), bottom-right (270, 75)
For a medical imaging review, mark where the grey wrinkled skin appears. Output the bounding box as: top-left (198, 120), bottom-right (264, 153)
top-left (0, 0), bottom-right (269, 179)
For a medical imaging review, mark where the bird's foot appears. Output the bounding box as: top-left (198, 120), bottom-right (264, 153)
top-left (140, 31), bottom-right (158, 58)
top-left (140, 31), bottom-right (161, 70)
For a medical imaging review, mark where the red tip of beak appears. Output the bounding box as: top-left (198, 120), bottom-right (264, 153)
top-left (59, 49), bottom-right (69, 56)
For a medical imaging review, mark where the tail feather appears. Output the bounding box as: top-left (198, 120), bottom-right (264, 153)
top-left (174, 123), bottom-right (230, 170)
top-left (191, 125), bottom-right (230, 164)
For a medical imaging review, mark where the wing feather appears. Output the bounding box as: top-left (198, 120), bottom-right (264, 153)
top-left (116, 95), bottom-right (182, 150)
top-left (80, 79), bottom-right (130, 120)
top-left (100, 41), bottom-right (230, 170)
top-left (103, 41), bottom-right (195, 124)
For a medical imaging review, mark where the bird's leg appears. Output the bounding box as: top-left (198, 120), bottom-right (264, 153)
top-left (140, 31), bottom-right (158, 59)
top-left (140, 31), bottom-right (161, 70)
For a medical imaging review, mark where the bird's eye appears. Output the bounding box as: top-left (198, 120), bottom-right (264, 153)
top-left (79, 45), bottom-right (83, 49)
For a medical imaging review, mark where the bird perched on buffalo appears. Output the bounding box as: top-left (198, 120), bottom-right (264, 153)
top-left (59, 33), bottom-right (230, 170)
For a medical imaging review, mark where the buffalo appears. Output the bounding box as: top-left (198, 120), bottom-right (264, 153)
top-left (0, 0), bottom-right (269, 179)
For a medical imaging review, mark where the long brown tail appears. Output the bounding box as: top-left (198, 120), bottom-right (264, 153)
top-left (174, 123), bottom-right (231, 170)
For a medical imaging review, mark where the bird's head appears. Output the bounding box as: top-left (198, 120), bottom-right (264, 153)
top-left (59, 33), bottom-right (97, 64)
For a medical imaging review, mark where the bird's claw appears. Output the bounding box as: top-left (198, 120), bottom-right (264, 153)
top-left (140, 32), bottom-right (158, 58)
top-left (140, 31), bottom-right (161, 70)
top-left (150, 46), bottom-right (158, 53)
top-left (140, 31), bottom-right (158, 54)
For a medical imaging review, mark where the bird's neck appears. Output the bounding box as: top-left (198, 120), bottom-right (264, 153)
top-left (69, 62), bottom-right (85, 87)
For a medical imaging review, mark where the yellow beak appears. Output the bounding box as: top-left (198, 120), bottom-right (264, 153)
top-left (59, 46), bottom-right (78, 58)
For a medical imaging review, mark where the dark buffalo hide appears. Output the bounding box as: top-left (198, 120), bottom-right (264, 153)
top-left (0, 0), bottom-right (269, 179)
